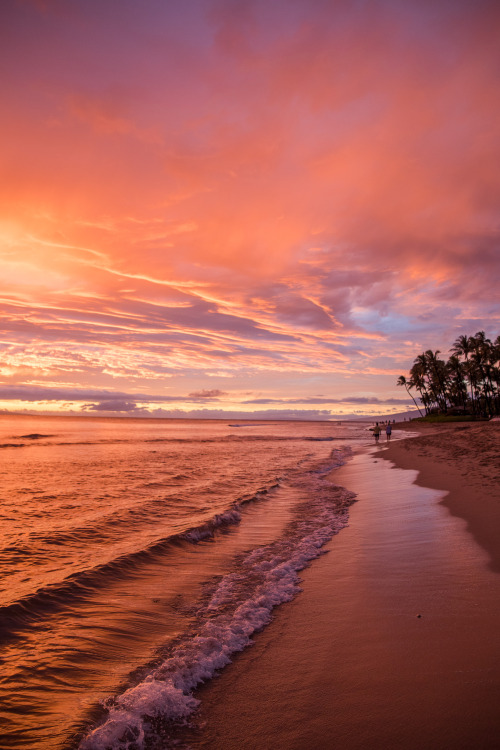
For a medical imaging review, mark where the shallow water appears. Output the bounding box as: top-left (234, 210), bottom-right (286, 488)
top-left (186, 446), bottom-right (500, 749)
top-left (0, 415), bottom-right (373, 749)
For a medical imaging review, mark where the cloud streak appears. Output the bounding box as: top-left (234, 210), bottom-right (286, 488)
top-left (0, 0), bottom-right (499, 416)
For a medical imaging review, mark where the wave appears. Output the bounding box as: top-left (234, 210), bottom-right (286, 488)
top-left (0, 434), bottom-right (341, 451)
top-left (145, 435), bottom-right (336, 444)
top-left (304, 436), bottom-right (334, 440)
top-left (0, 483), bottom-right (282, 642)
top-left (78, 449), bottom-right (356, 750)
top-left (18, 433), bottom-right (53, 439)
top-left (0, 479), bottom-right (282, 566)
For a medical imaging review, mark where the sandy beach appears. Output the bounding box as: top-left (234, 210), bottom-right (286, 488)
top-left (187, 421), bottom-right (500, 749)
top-left (385, 420), bottom-right (500, 573)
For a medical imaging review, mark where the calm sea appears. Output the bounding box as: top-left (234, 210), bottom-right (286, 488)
top-left (0, 415), bottom-right (370, 749)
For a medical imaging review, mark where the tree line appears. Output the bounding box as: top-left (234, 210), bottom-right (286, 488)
top-left (397, 331), bottom-right (500, 418)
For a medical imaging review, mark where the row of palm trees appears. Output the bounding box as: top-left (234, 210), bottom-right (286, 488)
top-left (397, 331), bottom-right (500, 418)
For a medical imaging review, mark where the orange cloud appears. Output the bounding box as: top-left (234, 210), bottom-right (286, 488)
top-left (0, 0), bottom-right (499, 414)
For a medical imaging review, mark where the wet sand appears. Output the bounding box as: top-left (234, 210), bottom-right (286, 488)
top-left (384, 420), bottom-right (500, 572)
top-left (190, 423), bottom-right (500, 749)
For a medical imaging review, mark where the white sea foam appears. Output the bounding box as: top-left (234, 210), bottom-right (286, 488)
top-left (181, 507), bottom-right (242, 542)
top-left (80, 449), bottom-right (355, 750)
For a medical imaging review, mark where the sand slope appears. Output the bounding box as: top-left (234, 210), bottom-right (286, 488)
top-left (383, 421), bottom-right (500, 572)
top-left (187, 423), bottom-right (500, 749)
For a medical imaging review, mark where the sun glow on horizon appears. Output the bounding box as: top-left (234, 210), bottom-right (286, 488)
top-left (0, 0), bottom-right (499, 418)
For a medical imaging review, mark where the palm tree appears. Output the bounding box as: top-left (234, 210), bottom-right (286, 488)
top-left (397, 375), bottom-right (424, 417)
top-left (446, 355), bottom-right (467, 411)
top-left (424, 350), bottom-right (448, 412)
top-left (451, 334), bottom-right (474, 361)
top-left (490, 336), bottom-right (500, 414)
top-left (412, 352), bottom-right (443, 412)
top-left (451, 334), bottom-right (476, 413)
top-left (471, 332), bottom-right (494, 415)
top-left (401, 331), bottom-right (499, 418)
top-left (410, 360), bottom-right (431, 414)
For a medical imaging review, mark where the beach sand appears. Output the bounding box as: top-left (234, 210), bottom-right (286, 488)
top-left (187, 422), bottom-right (500, 749)
top-left (385, 420), bottom-right (500, 573)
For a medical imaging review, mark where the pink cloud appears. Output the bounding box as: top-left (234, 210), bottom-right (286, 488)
top-left (0, 0), bottom-right (499, 412)
top-left (188, 389), bottom-right (228, 399)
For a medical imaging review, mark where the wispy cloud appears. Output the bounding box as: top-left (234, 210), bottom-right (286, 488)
top-left (188, 389), bottom-right (228, 399)
top-left (1, 0), bottom-right (499, 416)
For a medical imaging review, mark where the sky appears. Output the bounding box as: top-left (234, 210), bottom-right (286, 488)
top-left (0, 0), bottom-right (499, 420)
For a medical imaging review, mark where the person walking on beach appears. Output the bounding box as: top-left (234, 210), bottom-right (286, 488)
top-left (386, 423), bottom-right (392, 440)
top-left (373, 422), bottom-right (381, 441)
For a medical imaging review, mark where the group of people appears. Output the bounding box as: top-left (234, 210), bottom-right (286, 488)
top-left (372, 421), bottom-right (393, 441)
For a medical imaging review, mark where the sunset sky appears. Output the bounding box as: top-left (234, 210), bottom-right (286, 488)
top-left (1, 0), bottom-right (499, 419)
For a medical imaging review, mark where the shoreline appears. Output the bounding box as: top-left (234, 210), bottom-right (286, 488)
top-left (379, 420), bottom-right (500, 572)
top-left (186, 422), bottom-right (500, 749)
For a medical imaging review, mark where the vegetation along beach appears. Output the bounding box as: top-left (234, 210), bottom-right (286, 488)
top-left (398, 332), bottom-right (500, 419)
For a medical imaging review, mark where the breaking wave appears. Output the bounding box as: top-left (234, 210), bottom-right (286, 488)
top-left (79, 450), bottom-right (356, 750)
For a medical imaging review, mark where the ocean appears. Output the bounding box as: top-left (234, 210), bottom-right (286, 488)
top-left (0, 415), bottom-right (371, 749)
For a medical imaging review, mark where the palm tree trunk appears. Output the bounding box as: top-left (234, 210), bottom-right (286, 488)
top-left (406, 384), bottom-right (424, 417)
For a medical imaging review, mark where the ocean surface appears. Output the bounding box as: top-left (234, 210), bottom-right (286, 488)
top-left (0, 415), bottom-right (372, 749)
